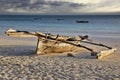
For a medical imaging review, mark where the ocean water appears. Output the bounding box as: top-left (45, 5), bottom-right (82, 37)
top-left (0, 15), bottom-right (120, 38)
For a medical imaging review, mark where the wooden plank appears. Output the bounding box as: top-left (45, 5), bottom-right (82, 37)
top-left (36, 39), bottom-right (80, 54)
top-left (96, 48), bottom-right (117, 59)
top-left (36, 38), bottom-right (44, 55)
top-left (6, 33), bottom-right (36, 37)
top-left (5, 29), bottom-right (36, 37)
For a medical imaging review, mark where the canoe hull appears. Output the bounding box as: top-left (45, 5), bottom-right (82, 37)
top-left (36, 39), bottom-right (80, 55)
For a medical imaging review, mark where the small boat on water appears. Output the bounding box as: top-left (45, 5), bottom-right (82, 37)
top-left (56, 18), bottom-right (64, 21)
top-left (76, 20), bottom-right (89, 23)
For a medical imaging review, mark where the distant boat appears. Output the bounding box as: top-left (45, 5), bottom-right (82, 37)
top-left (34, 18), bottom-right (42, 20)
top-left (56, 18), bottom-right (64, 21)
top-left (76, 20), bottom-right (89, 23)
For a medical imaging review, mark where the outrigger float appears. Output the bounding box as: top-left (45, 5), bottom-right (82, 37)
top-left (5, 29), bottom-right (116, 59)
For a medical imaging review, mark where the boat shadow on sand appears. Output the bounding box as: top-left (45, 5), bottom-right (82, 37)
top-left (0, 46), bottom-right (36, 56)
top-left (0, 45), bottom-right (96, 59)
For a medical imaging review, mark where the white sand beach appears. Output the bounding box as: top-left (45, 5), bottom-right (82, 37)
top-left (0, 36), bottom-right (120, 80)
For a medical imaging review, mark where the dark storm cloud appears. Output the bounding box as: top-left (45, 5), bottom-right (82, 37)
top-left (0, 0), bottom-right (86, 14)
top-left (0, 0), bottom-right (29, 9)
top-left (46, 1), bottom-right (86, 7)
top-left (0, 0), bottom-right (119, 14)
top-left (0, 0), bottom-right (85, 8)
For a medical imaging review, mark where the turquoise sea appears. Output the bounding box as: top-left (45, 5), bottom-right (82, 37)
top-left (0, 15), bottom-right (120, 38)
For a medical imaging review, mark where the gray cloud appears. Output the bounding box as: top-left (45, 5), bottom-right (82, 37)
top-left (0, 0), bottom-right (87, 14)
top-left (0, 0), bottom-right (29, 9)
top-left (0, 0), bottom-right (119, 14)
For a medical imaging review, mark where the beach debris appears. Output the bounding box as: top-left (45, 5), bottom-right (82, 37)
top-left (5, 28), bottom-right (117, 59)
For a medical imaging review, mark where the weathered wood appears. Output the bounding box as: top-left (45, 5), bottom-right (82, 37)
top-left (35, 31), bottom-right (85, 41)
top-left (36, 31), bottom-right (117, 57)
top-left (5, 28), bottom-right (36, 37)
top-left (36, 39), bottom-right (80, 54)
top-left (36, 32), bottom-right (93, 52)
top-left (6, 32), bottom-right (36, 37)
top-left (96, 48), bottom-right (117, 59)
top-left (5, 29), bottom-right (117, 59)
top-left (80, 40), bottom-right (112, 49)
top-left (35, 33), bottom-right (83, 54)
top-left (6, 29), bottom-right (85, 41)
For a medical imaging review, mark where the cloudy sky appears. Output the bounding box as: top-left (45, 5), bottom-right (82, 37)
top-left (0, 0), bottom-right (120, 15)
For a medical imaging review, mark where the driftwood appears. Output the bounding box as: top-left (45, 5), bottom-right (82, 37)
top-left (5, 28), bottom-right (117, 59)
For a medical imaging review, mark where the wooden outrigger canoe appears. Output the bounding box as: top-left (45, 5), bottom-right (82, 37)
top-left (5, 28), bottom-right (117, 59)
